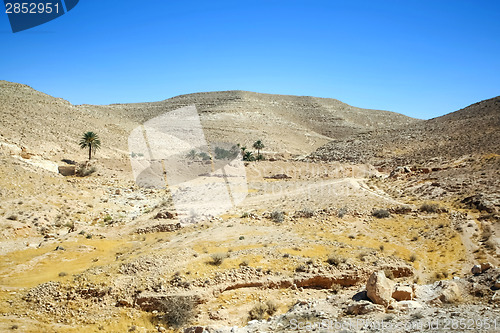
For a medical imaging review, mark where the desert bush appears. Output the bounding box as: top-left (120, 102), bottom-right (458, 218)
top-left (295, 264), bottom-right (307, 273)
top-left (241, 212), bottom-right (249, 218)
top-left (6, 215), bottom-right (18, 221)
top-left (337, 207), bottom-right (348, 218)
top-left (239, 259), bottom-right (249, 267)
top-left (410, 312), bottom-right (424, 321)
top-left (358, 252), bottom-right (369, 262)
top-left (326, 254), bottom-right (345, 266)
top-left (296, 208), bottom-right (314, 218)
top-left (248, 303), bottom-right (267, 320)
top-left (214, 146), bottom-right (238, 160)
top-left (270, 210), bottom-right (284, 223)
top-left (76, 163), bottom-right (97, 177)
top-left (198, 152), bottom-right (211, 161)
top-left (156, 296), bottom-right (195, 328)
top-left (420, 203), bottom-right (440, 213)
top-left (266, 300), bottom-right (278, 315)
top-left (409, 253), bottom-right (418, 262)
top-left (210, 253), bottom-right (227, 266)
top-left (372, 209), bottom-right (390, 219)
top-left (384, 269), bottom-right (395, 280)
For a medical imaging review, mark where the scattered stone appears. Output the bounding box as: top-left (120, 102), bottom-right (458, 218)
top-left (471, 265), bottom-right (482, 275)
top-left (494, 280), bottom-right (500, 290)
top-left (433, 281), bottom-right (461, 304)
top-left (154, 211), bottom-right (175, 219)
top-left (480, 262), bottom-right (493, 272)
top-left (346, 300), bottom-right (384, 315)
top-left (135, 223), bottom-right (181, 234)
top-left (390, 300), bottom-right (423, 311)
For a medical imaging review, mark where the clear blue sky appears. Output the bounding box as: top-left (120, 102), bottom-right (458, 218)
top-left (1, 0), bottom-right (499, 119)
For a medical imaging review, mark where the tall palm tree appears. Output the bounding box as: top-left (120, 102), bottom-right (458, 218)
top-left (252, 140), bottom-right (264, 160)
top-left (79, 131), bottom-right (101, 160)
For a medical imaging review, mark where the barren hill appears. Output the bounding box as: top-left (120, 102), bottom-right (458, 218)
top-left (0, 81), bottom-right (418, 158)
top-left (310, 96), bottom-right (500, 166)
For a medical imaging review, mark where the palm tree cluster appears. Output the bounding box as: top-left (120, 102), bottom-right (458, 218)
top-left (238, 140), bottom-right (265, 161)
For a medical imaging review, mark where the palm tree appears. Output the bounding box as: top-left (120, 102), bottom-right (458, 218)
top-left (253, 140), bottom-right (264, 160)
top-left (79, 131), bottom-right (101, 160)
top-left (243, 151), bottom-right (254, 161)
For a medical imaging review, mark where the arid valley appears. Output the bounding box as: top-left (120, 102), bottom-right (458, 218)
top-left (0, 80), bottom-right (499, 332)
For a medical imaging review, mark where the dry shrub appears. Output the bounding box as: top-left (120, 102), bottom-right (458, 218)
top-left (248, 303), bottom-right (267, 320)
top-left (156, 296), bottom-right (196, 328)
top-left (372, 209), bottom-right (390, 218)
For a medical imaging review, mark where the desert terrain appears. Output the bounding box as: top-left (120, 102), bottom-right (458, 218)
top-left (0, 80), bottom-right (499, 332)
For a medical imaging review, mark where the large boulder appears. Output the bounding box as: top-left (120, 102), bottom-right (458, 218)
top-left (366, 271), bottom-right (395, 307)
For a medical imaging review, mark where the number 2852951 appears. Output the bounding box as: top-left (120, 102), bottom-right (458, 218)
top-left (5, 2), bottom-right (60, 14)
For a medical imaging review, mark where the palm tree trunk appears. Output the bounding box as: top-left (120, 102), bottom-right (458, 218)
top-left (88, 144), bottom-right (92, 160)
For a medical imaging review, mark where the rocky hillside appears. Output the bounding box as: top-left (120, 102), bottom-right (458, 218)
top-left (0, 81), bottom-right (418, 158)
top-left (310, 96), bottom-right (500, 166)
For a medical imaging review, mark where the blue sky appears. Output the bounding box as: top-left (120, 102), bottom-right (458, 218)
top-left (1, 0), bottom-right (499, 119)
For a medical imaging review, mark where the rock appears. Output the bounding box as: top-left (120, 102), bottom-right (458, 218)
top-left (135, 223), bottom-right (181, 234)
top-left (389, 166), bottom-right (411, 178)
top-left (116, 299), bottom-right (133, 307)
top-left (471, 265), bottom-right (482, 275)
top-left (366, 271), bottom-right (395, 307)
top-left (184, 327), bottom-right (206, 333)
top-left (346, 300), bottom-right (384, 315)
top-left (433, 281), bottom-right (461, 304)
top-left (58, 165), bottom-right (76, 176)
top-left (155, 211), bottom-right (175, 219)
top-left (392, 285), bottom-right (413, 301)
top-left (390, 300), bottom-right (423, 311)
top-left (494, 280), bottom-right (500, 290)
top-left (480, 262), bottom-right (493, 272)
top-left (461, 195), bottom-right (498, 213)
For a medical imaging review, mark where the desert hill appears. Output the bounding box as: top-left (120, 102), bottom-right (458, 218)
top-left (310, 96), bottom-right (500, 166)
top-left (0, 81), bottom-right (418, 159)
